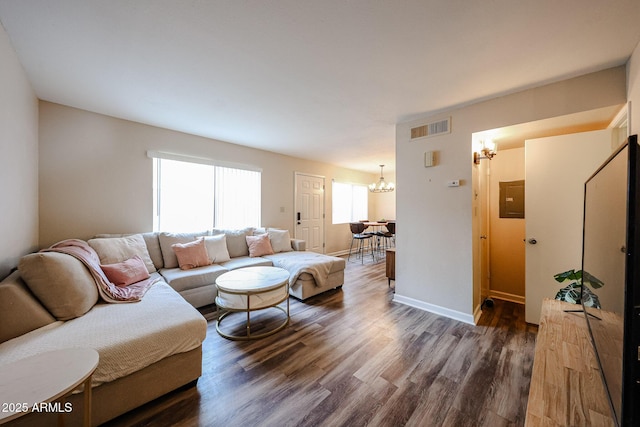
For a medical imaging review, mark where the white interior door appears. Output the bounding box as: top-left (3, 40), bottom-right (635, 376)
top-left (525, 129), bottom-right (612, 324)
top-left (295, 173), bottom-right (325, 253)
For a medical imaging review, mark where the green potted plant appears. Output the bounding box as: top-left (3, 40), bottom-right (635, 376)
top-left (554, 269), bottom-right (603, 309)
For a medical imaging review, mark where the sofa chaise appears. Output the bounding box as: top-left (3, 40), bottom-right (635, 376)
top-left (0, 265), bottom-right (206, 426)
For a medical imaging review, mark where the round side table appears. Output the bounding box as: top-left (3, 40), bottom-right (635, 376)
top-left (215, 266), bottom-right (290, 340)
top-left (0, 348), bottom-right (99, 426)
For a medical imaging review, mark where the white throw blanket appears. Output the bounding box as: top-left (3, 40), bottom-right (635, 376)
top-left (266, 252), bottom-right (336, 287)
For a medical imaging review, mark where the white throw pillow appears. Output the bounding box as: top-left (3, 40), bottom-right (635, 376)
top-left (268, 228), bottom-right (293, 253)
top-left (211, 228), bottom-right (253, 258)
top-left (200, 235), bottom-right (231, 264)
top-left (88, 234), bottom-right (156, 273)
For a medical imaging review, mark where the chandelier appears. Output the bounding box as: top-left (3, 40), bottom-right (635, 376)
top-left (369, 165), bottom-right (395, 193)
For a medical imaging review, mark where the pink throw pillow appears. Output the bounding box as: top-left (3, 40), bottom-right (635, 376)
top-left (101, 255), bottom-right (150, 287)
top-left (172, 237), bottom-right (212, 270)
top-left (246, 234), bottom-right (274, 257)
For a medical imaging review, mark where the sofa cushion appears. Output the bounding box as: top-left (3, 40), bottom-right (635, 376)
top-left (88, 234), bottom-right (157, 274)
top-left (159, 233), bottom-right (193, 269)
top-left (267, 228), bottom-right (293, 253)
top-left (246, 234), bottom-right (274, 257)
top-left (18, 252), bottom-right (99, 320)
top-left (200, 235), bottom-right (231, 264)
top-left (211, 227), bottom-right (253, 258)
top-left (94, 232), bottom-right (164, 271)
top-left (219, 256), bottom-right (273, 271)
top-left (160, 264), bottom-right (228, 292)
top-left (101, 255), bottom-right (150, 287)
top-left (264, 252), bottom-right (347, 275)
top-left (158, 231), bottom-right (209, 269)
top-left (140, 232), bottom-right (164, 271)
top-left (290, 239), bottom-right (306, 251)
top-left (172, 238), bottom-right (212, 270)
top-left (0, 271), bottom-right (56, 344)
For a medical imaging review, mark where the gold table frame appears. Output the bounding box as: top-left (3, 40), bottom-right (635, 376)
top-left (215, 267), bottom-right (290, 341)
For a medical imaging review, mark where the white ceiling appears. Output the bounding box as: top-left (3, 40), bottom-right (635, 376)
top-left (1, 1), bottom-right (639, 174)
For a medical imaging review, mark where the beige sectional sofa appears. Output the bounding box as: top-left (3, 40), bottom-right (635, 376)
top-left (0, 227), bottom-right (344, 426)
top-left (119, 227), bottom-right (346, 306)
top-left (0, 270), bottom-right (206, 426)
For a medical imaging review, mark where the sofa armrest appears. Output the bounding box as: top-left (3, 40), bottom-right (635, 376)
top-left (290, 239), bottom-right (306, 251)
top-left (0, 271), bottom-right (56, 344)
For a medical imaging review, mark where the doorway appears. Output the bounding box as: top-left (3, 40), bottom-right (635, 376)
top-left (472, 105), bottom-right (628, 324)
top-left (294, 173), bottom-right (325, 253)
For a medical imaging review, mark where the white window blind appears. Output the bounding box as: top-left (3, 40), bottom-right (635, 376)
top-left (214, 166), bottom-right (261, 229)
top-left (332, 181), bottom-right (368, 224)
top-left (152, 154), bottom-right (261, 232)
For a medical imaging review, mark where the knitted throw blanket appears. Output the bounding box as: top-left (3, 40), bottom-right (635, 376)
top-left (44, 239), bottom-right (157, 303)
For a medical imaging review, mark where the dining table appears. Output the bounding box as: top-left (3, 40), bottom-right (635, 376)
top-left (361, 221), bottom-right (391, 258)
top-left (361, 221), bottom-right (388, 230)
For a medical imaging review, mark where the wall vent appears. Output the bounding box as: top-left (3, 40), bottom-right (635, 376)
top-left (410, 117), bottom-right (451, 140)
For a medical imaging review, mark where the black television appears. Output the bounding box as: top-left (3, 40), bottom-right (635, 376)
top-left (581, 134), bottom-right (640, 426)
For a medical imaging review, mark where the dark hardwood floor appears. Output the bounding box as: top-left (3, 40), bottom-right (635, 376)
top-left (105, 257), bottom-right (538, 427)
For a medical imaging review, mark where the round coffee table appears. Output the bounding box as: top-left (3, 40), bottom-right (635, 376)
top-left (215, 266), bottom-right (290, 341)
top-left (0, 348), bottom-right (99, 426)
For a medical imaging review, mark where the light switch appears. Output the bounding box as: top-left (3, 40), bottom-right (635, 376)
top-left (425, 151), bottom-right (435, 167)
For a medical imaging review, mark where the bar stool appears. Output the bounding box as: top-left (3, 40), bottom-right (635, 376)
top-left (380, 222), bottom-right (395, 250)
top-left (348, 222), bottom-right (375, 263)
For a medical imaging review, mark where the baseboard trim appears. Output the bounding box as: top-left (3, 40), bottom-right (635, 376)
top-left (392, 294), bottom-right (476, 325)
top-left (327, 249), bottom-right (350, 257)
top-left (473, 304), bottom-right (482, 324)
top-left (489, 290), bottom-right (525, 305)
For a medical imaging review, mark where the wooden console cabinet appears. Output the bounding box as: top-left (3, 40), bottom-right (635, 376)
top-left (385, 248), bottom-right (395, 287)
top-left (525, 298), bottom-right (615, 426)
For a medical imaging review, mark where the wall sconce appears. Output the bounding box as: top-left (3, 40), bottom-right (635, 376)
top-left (473, 139), bottom-right (498, 164)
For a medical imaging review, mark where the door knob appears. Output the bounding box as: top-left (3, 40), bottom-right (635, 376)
top-left (480, 235), bottom-right (487, 240)
top-left (528, 238), bottom-right (537, 245)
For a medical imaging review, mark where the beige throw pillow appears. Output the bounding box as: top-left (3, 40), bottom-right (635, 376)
top-left (267, 228), bottom-right (293, 253)
top-left (200, 235), bottom-right (231, 264)
top-left (19, 252), bottom-right (99, 320)
top-left (94, 232), bottom-right (163, 270)
top-left (88, 234), bottom-right (156, 273)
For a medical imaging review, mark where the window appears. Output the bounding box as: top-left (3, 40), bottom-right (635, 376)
top-left (152, 154), bottom-right (261, 232)
top-left (332, 181), bottom-right (368, 224)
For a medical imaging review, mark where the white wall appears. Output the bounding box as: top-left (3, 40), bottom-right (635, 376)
top-left (629, 40), bottom-right (640, 134)
top-left (394, 66), bottom-right (627, 324)
top-left (38, 102), bottom-right (393, 253)
top-left (0, 23), bottom-right (39, 279)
